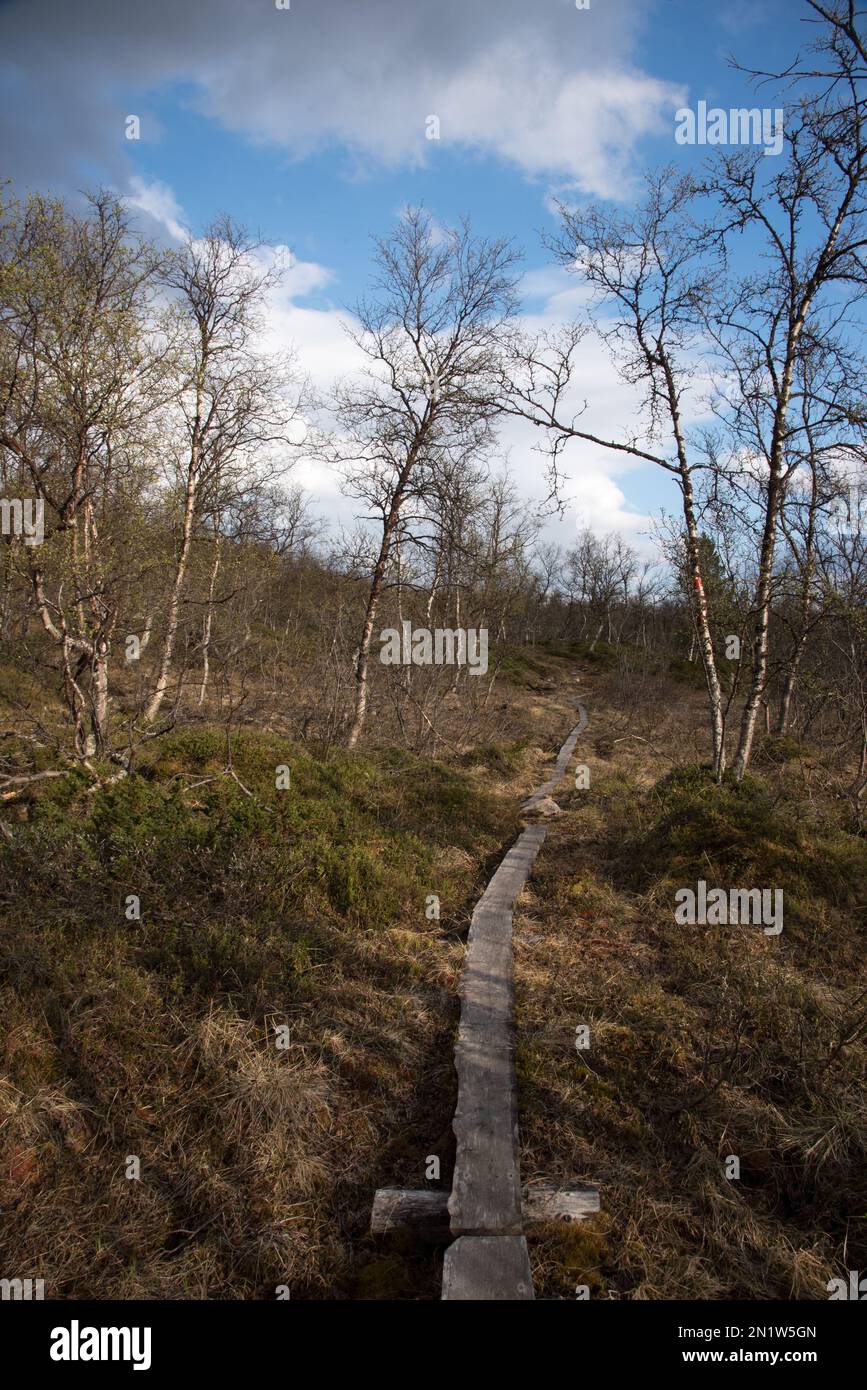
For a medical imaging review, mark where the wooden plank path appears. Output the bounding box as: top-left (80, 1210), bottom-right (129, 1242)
top-left (371, 695), bottom-right (600, 1299)
top-left (520, 701), bottom-right (588, 812)
top-left (443, 699), bottom-right (590, 1299)
top-left (447, 821), bottom-right (547, 1246)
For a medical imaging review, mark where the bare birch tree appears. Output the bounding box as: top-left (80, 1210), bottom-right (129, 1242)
top-left (143, 218), bottom-right (303, 725)
top-left (501, 171), bottom-right (731, 774)
top-left (331, 208), bottom-right (520, 748)
top-left (0, 190), bottom-right (165, 763)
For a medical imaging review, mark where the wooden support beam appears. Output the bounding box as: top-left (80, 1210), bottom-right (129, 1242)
top-left (522, 1182), bottom-right (601, 1223)
top-left (371, 1188), bottom-right (451, 1242)
top-left (372, 1183), bottom-right (600, 1242)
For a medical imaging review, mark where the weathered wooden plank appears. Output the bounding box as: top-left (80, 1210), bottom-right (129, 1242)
top-left (447, 824), bottom-right (547, 1238)
top-left (371, 1188), bottom-right (448, 1241)
top-left (521, 700), bottom-right (587, 810)
top-left (522, 1182), bottom-right (600, 1223)
top-left (441, 1236), bottom-right (534, 1301)
top-left (372, 1184), bottom-right (600, 1241)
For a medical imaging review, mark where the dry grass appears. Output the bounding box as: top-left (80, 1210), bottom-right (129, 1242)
top-left (515, 664), bottom-right (867, 1300)
top-left (0, 649), bottom-right (580, 1300)
top-left (5, 644), bottom-right (861, 1300)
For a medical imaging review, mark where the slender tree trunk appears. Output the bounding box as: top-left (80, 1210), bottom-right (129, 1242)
top-left (681, 466), bottom-right (726, 776)
top-left (31, 561), bottom-right (94, 757)
top-left (197, 529), bottom-right (222, 706)
top-left (425, 549), bottom-right (442, 626)
top-left (449, 584), bottom-right (463, 694)
top-left (776, 636), bottom-right (804, 736)
top-left (0, 537), bottom-right (11, 641)
top-left (346, 465), bottom-right (417, 748)
top-left (733, 468), bottom-right (784, 778)
top-left (346, 521), bottom-right (396, 749)
top-left (776, 463), bottom-right (819, 735)
top-left (144, 446), bottom-right (199, 725)
top-left (89, 636), bottom-right (111, 754)
top-left (658, 355), bottom-right (727, 775)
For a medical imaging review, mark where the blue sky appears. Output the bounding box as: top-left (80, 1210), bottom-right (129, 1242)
top-left (0, 0), bottom-right (810, 552)
top-left (121, 0), bottom-right (797, 280)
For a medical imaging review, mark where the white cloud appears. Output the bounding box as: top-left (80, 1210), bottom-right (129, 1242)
top-left (567, 468), bottom-right (650, 538)
top-left (1, 0), bottom-right (685, 199)
top-left (124, 184), bottom-right (677, 548)
top-left (437, 48), bottom-right (683, 193)
top-left (127, 177), bottom-right (188, 242)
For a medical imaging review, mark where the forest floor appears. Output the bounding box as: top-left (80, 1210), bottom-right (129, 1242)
top-left (517, 658), bottom-right (866, 1301)
top-left (0, 645), bottom-right (864, 1299)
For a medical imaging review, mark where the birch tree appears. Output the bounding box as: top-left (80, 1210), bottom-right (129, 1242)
top-left (143, 218), bottom-right (303, 725)
top-left (0, 190), bottom-right (164, 761)
top-left (502, 171), bottom-right (731, 774)
top-left (332, 208), bottom-right (519, 748)
top-left (704, 33), bottom-right (867, 776)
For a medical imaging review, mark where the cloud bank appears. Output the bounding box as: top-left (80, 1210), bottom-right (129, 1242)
top-left (1, 0), bottom-right (683, 197)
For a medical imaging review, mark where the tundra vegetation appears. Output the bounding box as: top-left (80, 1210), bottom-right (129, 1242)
top-left (0, 1), bottom-right (864, 1300)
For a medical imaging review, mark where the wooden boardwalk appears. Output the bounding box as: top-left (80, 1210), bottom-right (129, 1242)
top-left (370, 695), bottom-right (599, 1299)
top-left (442, 701), bottom-right (592, 1300)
